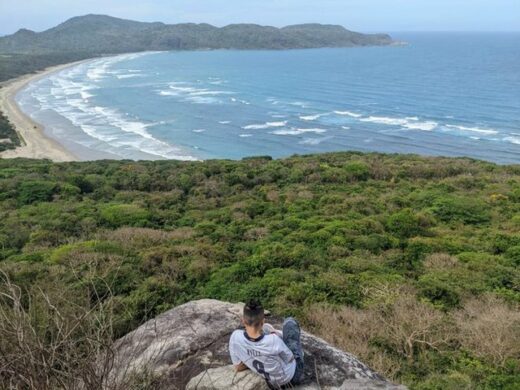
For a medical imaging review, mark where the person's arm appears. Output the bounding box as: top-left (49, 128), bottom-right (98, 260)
top-left (276, 338), bottom-right (295, 364)
top-left (229, 333), bottom-right (249, 372)
top-left (263, 323), bottom-right (283, 338)
top-left (235, 361), bottom-right (249, 372)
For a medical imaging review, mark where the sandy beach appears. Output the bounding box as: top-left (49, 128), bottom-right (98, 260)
top-left (0, 61), bottom-right (88, 161)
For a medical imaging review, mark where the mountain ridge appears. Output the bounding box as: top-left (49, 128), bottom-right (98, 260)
top-left (0, 14), bottom-right (394, 54)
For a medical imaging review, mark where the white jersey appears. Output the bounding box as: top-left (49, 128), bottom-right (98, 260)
top-left (229, 329), bottom-right (296, 387)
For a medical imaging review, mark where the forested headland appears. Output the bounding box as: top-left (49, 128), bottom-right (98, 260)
top-left (0, 152), bottom-right (519, 388)
top-left (0, 15), bottom-right (394, 82)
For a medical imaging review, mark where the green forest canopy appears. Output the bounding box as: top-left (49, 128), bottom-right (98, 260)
top-left (0, 110), bottom-right (20, 151)
top-left (0, 152), bottom-right (519, 388)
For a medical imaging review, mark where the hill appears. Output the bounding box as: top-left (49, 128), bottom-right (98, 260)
top-left (0, 15), bottom-right (393, 82)
top-left (0, 152), bottom-right (519, 388)
top-left (0, 14), bottom-right (393, 54)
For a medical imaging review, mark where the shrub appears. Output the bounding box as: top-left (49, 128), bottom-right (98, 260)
top-left (424, 253), bottom-right (459, 270)
top-left (59, 183), bottom-right (81, 198)
top-left (505, 246), bottom-right (520, 266)
top-left (17, 181), bottom-right (57, 205)
top-left (415, 372), bottom-right (473, 390)
top-left (431, 196), bottom-right (490, 224)
top-left (305, 294), bottom-right (452, 379)
top-left (489, 233), bottom-right (520, 254)
top-left (69, 174), bottom-right (95, 193)
top-left (386, 209), bottom-right (431, 239)
top-left (344, 161), bottom-right (370, 181)
top-left (7, 252), bottom-right (45, 263)
top-left (308, 272), bottom-right (363, 306)
top-left (418, 273), bottom-right (461, 309)
top-left (103, 227), bottom-right (189, 250)
top-left (454, 295), bottom-right (520, 366)
top-left (49, 240), bottom-right (123, 264)
top-left (141, 246), bottom-right (183, 280)
top-left (0, 272), bottom-right (129, 389)
top-left (100, 204), bottom-right (151, 227)
top-left (122, 276), bottom-right (180, 327)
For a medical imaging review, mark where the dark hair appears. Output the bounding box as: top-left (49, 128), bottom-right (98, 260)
top-left (243, 299), bottom-right (264, 328)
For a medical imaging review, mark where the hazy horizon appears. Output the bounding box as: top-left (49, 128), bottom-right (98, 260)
top-left (1, 0), bottom-right (519, 36)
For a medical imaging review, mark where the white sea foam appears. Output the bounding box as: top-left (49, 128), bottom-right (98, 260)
top-left (403, 121), bottom-right (438, 131)
top-left (116, 74), bottom-right (143, 79)
top-left (85, 52), bottom-right (158, 81)
top-left (445, 125), bottom-right (498, 135)
top-left (167, 86), bottom-right (200, 94)
top-left (360, 116), bottom-right (437, 131)
top-left (299, 137), bottom-right (330, 145)
top-left (192, 129), bottom-right (206, 133)
top-left (360, 116), bottom-right (409, 126)
top-left (342, 126), bottom-right (351, 130)
top-left (209, 79), bottom-right (226, 85)
top-left (243, 121), bottom-right (287, 130)
top-left (230, 97), bottom-right (250, 105)
top-left (80, 91), bottom-right (94, 100)
top-left (503, 136), bottom-right (520, 145)
top-left (239, 134), bottom-right (253, 138)
top-left (219, 121), bottom-right (231, 124)
top-left (334, 111), bottom-right (362, 118)
top-left (186, 96), bottom-right (221, 104)
top-left (49, 86), bottom-right (196, 159)
top-left (189, 90), bottom-right (232, 96)
top-left (86, 66), bottom-right (106, 81)
top-left (157, 82), bottom-right (232, 104)
top-left (271, 128), bottom-right (327, 136)
top-left (289, 101), bottom-right (307, 107)
top-left (300, 114), bottom-right (325, 121)
top-left (28, 52), bottom-right (198, 160)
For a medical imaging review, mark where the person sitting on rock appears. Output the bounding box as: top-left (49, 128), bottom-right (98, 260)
top-left (229, 299), bottom-right (304, 388)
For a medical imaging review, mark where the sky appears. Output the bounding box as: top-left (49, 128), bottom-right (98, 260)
top-left (0, 0), bottom-right (519, 36)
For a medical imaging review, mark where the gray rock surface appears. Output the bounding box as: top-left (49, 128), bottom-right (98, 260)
top-left (110, 299), bottom-right (406, 389)
top-left (186, 366), bottom-right (405, 390)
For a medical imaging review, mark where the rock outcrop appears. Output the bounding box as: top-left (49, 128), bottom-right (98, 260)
top-left (110, 300), bottom-right (406, 389)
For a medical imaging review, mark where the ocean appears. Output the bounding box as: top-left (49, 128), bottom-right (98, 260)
top-left (17, 33), bottom-right (520, 163)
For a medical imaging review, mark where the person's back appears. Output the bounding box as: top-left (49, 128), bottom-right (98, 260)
top-left (228, 300), bottom-right (304, 388)
top-left (229, 329), bottom-right (295, 385)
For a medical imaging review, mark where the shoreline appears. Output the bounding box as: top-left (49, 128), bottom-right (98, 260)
top-left (0, 60), bottom-right (89, 161)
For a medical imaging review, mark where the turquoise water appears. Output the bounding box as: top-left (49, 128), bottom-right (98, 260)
top-left (18, 33), bottom-right (520, 163)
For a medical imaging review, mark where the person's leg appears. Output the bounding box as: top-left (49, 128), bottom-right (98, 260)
top-left (282, 317), bottom-right (304, 385)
